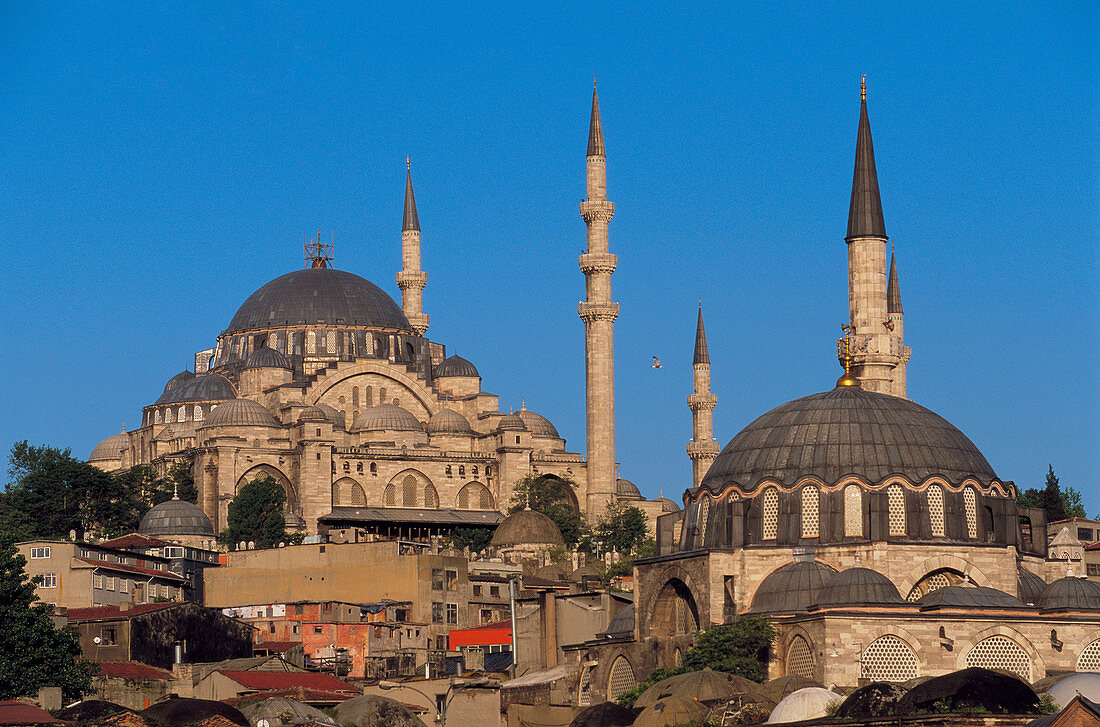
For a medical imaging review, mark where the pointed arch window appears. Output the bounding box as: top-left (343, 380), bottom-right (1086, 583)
top-left (888, 485), bottom-right (906, 535)
top-left (194, 405), bottom-right (203, 422)
top-left (801, 486), bottom-right (819, 538)
top-left (424, 484), bottom-right (438, 509)
top-left (607, 657), bottom-right (637, 699)
top-left (762, 489), bottom-right (778, 541)
top-left (164, 408), bottom-right (174, 424)
top-left (383, 484), bottom-right (396, 507)
top-left (786, 636), bottom-right (814, 679)
top-left (928, 486), bottom-right (945, 537)
top-left (401, 476), bottom-right (417, 507)
top-left (844, 485), bottom-right (863, 537)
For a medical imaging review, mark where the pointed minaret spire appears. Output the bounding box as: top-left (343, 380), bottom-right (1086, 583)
top-left (693, 304), bottom-right (710, 365)
top-left (587, 79), bottom-right (605, 158)
top-left (687, 304), bottom-right (718, 490)
top-left (397, 159), bottom-right (428, 335)
top-left (887, 251), bottom-right (903, 314)
top-left (847, 79), bottom-right (887, 240)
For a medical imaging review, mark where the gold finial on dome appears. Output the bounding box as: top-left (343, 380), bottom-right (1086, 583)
top-left (861, 75), bottom-right (866, 101)
top-left (837, 324), bottom-right (860, 388)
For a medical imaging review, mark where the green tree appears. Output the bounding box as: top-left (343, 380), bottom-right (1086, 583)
top-left (445, 527), bottom-right (494, 552)
top-left (682, 616), bottom-right (776, 682)
top-left (0, 540), bottom-right (96, 700)
top-left (1017, 466), bottom-right (1085, 522)
top-left (221, 476), bottom-right (287, 549)
top-left (150, 461), bottom-right (198, 505)
top-left (508, 474), bottom-right (588, 546)
top-left (592, 502), bottom-right (648, 556)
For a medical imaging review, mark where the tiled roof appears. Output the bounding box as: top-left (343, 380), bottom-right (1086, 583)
top-left (253, 641), bottom-right (301, 652)
top-left (222, 689), bottom-right (355, 706)
top-left (99, 534), bottom-right (169, 549)
top-left (0, 700), bottom-right (66, 725)
top-left (216, 671), bottom-right (356, 693)
top-left (66, 603), bottom-right (176, 621)
top-left (74, 557), bottom-right (185, 581)
top-left (97, 661), bottom-right (175, 680)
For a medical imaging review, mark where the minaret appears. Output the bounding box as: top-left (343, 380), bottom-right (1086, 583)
top-left (578, 80), bottom-right (618, 514)
top-left (687, 305), bottom-right (719, 489)
top-left (840, 77), bottom-right (904, 395)
top-left (397, 159), bottom-right (429, 335)
top-left (886, 251), bottom-right (909, 397)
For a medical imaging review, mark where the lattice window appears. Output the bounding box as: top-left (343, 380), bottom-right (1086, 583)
top-left (964, 488), bottom-right (977, 539)
top-left (966, 636), bottom-right (1031, 682)
top-left (845, 485), bottom-right (863, 537)
top-left (383, 484), bottom-right (396, 507)
top-left (267, 332), bottom-right (277, 348)
top-left (607, 656), bottom-right (637, 699)
top-left (861, 635), bottom-right (918, 681)
top-left (424, 485), bottom-right (438, 509)
top-left (577, 667), bottom-right (593, 706)
top-left (402, 476), bottom-right (417, 507)
top-left (194, 405), bottom-right (203, 422)
top-left (326, 330), bottom-right (336, 353)
top-left (801, 487), bottom-right (819, 538)
top-left (888, 485), bottom-right (906, 535)
top-left (306, 331), bottom-right (316, 354)
top-left (762, 489), bottom-right (778, 540)
top-left (928, 486), bottom-right (945, 536)
top-left (1078, 640), bottom-right (1100, 673)
top-left (164, 408), bottom-right (174, 424)
top-left (697, 497), bottom-right (712, 547)
top-left (786, 636), bottom-right (814, 679)
top-left (906, 569), bottom-right (965, 602)
top-left (179, 406), bottom-right (188, 422)
top-left (155, 410), bottom-right (162, 425)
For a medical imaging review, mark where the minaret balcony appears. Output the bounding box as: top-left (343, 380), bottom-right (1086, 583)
top-left (578, 301), bottom-right (619, 322)
top-left (396, 270), bottom-right (428, 289)
top-left (686, 441), bottom-right (720, 459)
top-left (579, 253), bottom-right (617, 275)
top-left (579, 200), bottom-right (615, 223)
top-left (836, 333), bottom-right (905, 361)
top-left (687, 393), bottom-right (717, 410)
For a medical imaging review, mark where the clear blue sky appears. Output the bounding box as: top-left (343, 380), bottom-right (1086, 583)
top-left (1, 3), bottom-right (1096, 513)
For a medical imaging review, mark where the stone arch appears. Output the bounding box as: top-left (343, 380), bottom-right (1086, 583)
top-left (861, 634), bottom-right (919, 682)
top-left (423, 484), bottom-right (438, 509)
top-left (649, 578), bottom-right (700, 638)
top-left (955, 624), bottom-right (1044, 681)
top-left (786, 635), bottom-right (815, 679)
top-left (905, 567), bottom-right (968, 602)
top-left (606, 655), bottom-right (637, 700)
top-left (387, 469), bottom-right (432, 509)
top-left (457, 482), bottom-right (494, 510)
top-left (306, 359), bottom-right (437, 419)
top-left (898, 555), bottom-right (991, 597)
top-left (332, 477), bottom-right (365, 507)
top-left (235, 464), bottom-right (297, 513)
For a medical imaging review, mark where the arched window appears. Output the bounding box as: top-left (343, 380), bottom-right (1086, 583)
top-left (401, 476), bottom-right (417, 507)
top-left (697, 497), bottom-right (712, 547)
top-left (383, 484), bottom-right (396, 507)
top-left (577, 667), bottom-right (593, 707)
top-left (343, 461), bottom-right (350, 473)
top-left (844, 485), bottom-right (862, 537)
top-left (607, 656), bottom-right (637, 700)
top-left (178, 406), bottom-right (187, 422)
top-left (888, 485), bottom-right (906, 535)
top-left (472, 466), bottom-right (478, 476)
top-left (966, 635), bottom-right (1031, 682)
top-left (155, 410), bottom-right (162, 425)
top-left (457, 482), bottom-right (494, 510)
top-left (424, 484), bottom-right (438, 509)
top-left (356, 462), bottom-right (363, 473)
top-left (964, 488), bottom-right (978, 539)
top-left (164, 408), bottom-right (174, 424)
top-left (762, 489), bottom-right (778, 540)
top-left (458, 465), bottom-right (465, 477)
top-left (352, 387), bottom-right (359, 408)
top-left (928, 486), bottom-right (945, 536)
top-left (801, 487), bottom-right (819, 538)
top-left (861, 635), bottom-right (918, 681)
top-left (379, 387), bottom-right (387, 404)
top-left (267, 332), bottom-right (277, 349)
top-left (326, 330), bottom-right (336, 353)
top-left (1078, 639), bottom-right (1100, 673)
top-left (306, 331), bottom-right (316, 354)
top-left (194, 405), bottom-right (203, 422)
top-left (370, 462), bottom-right (377, 475)
top-left (786, 636), bottom-right (814, 679)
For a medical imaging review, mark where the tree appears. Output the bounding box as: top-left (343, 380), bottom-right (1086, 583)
top-left (445, 527), bottom-right (494, 552)
top-left (221, 476), bottom-right (287, 549)
top-left (508, 474), bottom-right (588, 546)
top-left (150, 461), bottom-right (198, 505)
top-left (591, 502), bottom-right (648, 556)
top-left (682, 616), bottom-right (776, 682)
top-left (1017, 466), bottom-right (1085, 522)
top-left (0, 540), bottom-right (96, 700)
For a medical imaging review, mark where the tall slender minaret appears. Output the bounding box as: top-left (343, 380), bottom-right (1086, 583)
top-left (886, 251), bottom-right (909, 397)
top-left (840, 78), bottom-right (906, 395)
top-left (579, 80), bottom-right (618, 514)
top-left (397, 159), bottom-right (429, 336)
top-left (687, 305), bottom-right (719, 489)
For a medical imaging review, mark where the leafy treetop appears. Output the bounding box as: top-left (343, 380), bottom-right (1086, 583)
top-left (508, 474), bottom-right (587, 546)
top-left (220, 476), bottom-right (288, 549)
top-left (1017, 465), bottom-right (1085, 523)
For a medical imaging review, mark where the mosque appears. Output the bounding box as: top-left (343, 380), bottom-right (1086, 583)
top-left (87, 85), bottom-right (675, 544)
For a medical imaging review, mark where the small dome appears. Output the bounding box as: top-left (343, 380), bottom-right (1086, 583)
top-left (155, 373), bottom-right (236, 405)
top-left (616, 478), bottom-right (643, 500)
top-left (203, 399), bottom-right (280, 428)
top-left (1017, 567), bottom-right (1047, 606)
top-left (814, 567), bottom-right (904, 607)
top-left (90, 432), bottom-right (129, 462)
top-left (243, 346), bottom-right (291, 370)
top-left (497, 414), bottom-right (527, 432)
top-left (162, 370), bottom-right (196, 394)
top-left (314, 403), bottom-right (345, 429)
top-left (297, 406), bottom-right (328, 423)
top-left (434, 354), bottom-right (479, 379)
top-left (748, 561), bottom-right (838, 613)
top-left (1038, 577), bottom-right (1100, 611)
top-left (139, 498), bottom-right (214, 537)
top-left (518, 409), bottom-right (560, 438)
top-left (599, 604), bottom-right (635, 638)
top-left (491, 510), bottom-right (564, 547)
top-left (352, 404), bottom-right (422, 433)
top-left (767, 688), bottom-right (842, 724)
top-left (655, 496), bottom-right (681, 513)
top-left (426, 408), bottom-right (474, 435)
top-left (918, 585), bottom-right (1025, 609)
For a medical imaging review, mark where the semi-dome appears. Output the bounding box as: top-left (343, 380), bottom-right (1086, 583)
top-left (90, 432), bottom-right (129, 462)
top-left (297, 406), bottom-right (328, 423)
top-left (434, 354), bottom-right (479, 378)
top-left (616, 478), bottom-right (643, 500)
top-left (155, 373), bottom-right (236, 405)
top-left (1017, 567), bottom-right (1047, 606)
top-left (497, 414), bottom-right (527, 431)
top-left (139, 498), bottom-right (215, 537)
top-left (162, 370), bottom-right (196, 394)
top-left (518, 409), bottom-right (560, 438)
top-left (491, 509), bottom-right (564, 547)
top-left (702, 385), bottom-right (998, 494)
top-left (748, 560), bottom-right (838, 613)
top-left (203, 399), bottom-right (280, 428)
top-left (223, 268), bottom-right (412, 336)
top-left (426, 408), bottom-right (474, 435)
top-left (352, 404), bottom-right (422, 433)
top-left (918, 585), bottom-right (1025, 609)
top-left (814, 567), bottom-right (904, 607)
top-left (1038, 577), bottom-right (1100, 611)
top-left (243, 345), bottom-right (291, 370)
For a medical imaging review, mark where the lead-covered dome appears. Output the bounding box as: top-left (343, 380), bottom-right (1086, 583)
top-left (243, 346), bottom-right (291, 370)
top-left (139, 498), bottom-right (215, 537)
top-left (352, 404), bottom-right (422, 433)
top-left (90, 432), bottom-right (130, 462)
top-left (223, 268), bottom-right (412, 336)
top-left (162, 370), bottom-right (195, 394)
top-left (1038, 577), bottom-right (1100, 611)
top-left (491, 509), bottom-right (564, 547)
top-left (155, 373), bottom-right (236, 405)
top-left (748, 560), bottom-right (838, 613)
top-left (518, 409), bottom-right (560, 438)
top-left (426, 408), bottom-right (474, 435)
top-left (702, 385), bottom-right (997, 494)
top-left (813, 567), bottom-right (904, 607)
top-left (616, 478), bottom-right (643, 500)
top-left (434, 354), bottom-right (479, 378)
top-left (203, 399), bottom-right (280, 428)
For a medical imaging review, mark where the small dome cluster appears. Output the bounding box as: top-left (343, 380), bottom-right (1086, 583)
top-left (518, 408), bottom-right (560, 438)
top-left (426, 408), bottom-right (473, 435)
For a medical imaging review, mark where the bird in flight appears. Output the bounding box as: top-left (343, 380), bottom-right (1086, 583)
top-left (651, 356), bottom-right (662, 369)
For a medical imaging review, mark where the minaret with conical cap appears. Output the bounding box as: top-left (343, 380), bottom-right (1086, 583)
top-left (886, 250), bottom-right (909, 397)
top-left (687, 305), bottom-right (719, 489)
top-left (578, 80), bottom-right (619, 514)
top-left (840, 78), bottom-right (907, 396)
top-left (397, 159), bottom-right (429, 336)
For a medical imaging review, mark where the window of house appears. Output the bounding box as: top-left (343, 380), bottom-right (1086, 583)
top-left (431, 568), bottom-right (444, 590)
top-left (458, 466), bottom-right (465, 477)
top-left (165, 547), bottom-right (184, 558)
top-left (40, 574), bottom-right (58, 588)
top-left (30, 547), bottom-right (51, 559)
top-left (445, 569), bottom-right (458, 591)
top-left (93, 575), bottom-right (104, 589)
top-left (120, 579), bottom-right (130, 593)
top-left (445, 603), bottom-right (458, 624)
top-left (445, 465), bottom-right (452, 477)
top-left (490, 585), bottom-right (500, 597)
top-left (370, 462), bottom-right (377, 475)
top-left (105, 577), bottom-right (116, 591)
top-left (432, 603), bottom-right (444, 623)
top-left (473, 585), bottom-right (482, 597)
top-left (292, 624), bottom-right (300, 634)
top-left (269, 623), bottom-right (276, 633)
top-left (1079, 528), bottom-right (1095, 542)
top-left (100, 627), bottom-right (117, 646)
top-left (480, 608), bottom-right (493, 624)
top-left (314, 626), bottom-right (324, 635)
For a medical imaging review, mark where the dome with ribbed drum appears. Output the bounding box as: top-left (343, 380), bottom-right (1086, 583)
top-left (616, 478), bottom-right (643, 500)
top-left (434, 354), bottom-right (479, 379)
top-left (519, 408), bottom-right (560, 438)
top-left (352, 404), bottom-right (422, 433)
top-left (90, 432), bottom-right (130, 462)
top-left (155, 373), bottom-right (236, 405)
top-left (814, 567), bottom-right (904, 607)
top-left (497, 413), bottom-right (526, 431)
top-left (139, 497), bottom-right (214, 537)
top-left (297, 406), bottom-right (328, 423)
top-left (701, 385), bottom-right (997, 495)
top-left (491, 509), bottom-right (564, 547)
top-left (223, 268), bottom-right (412, 336)
top-left (426, 408), bottom-right (473, 435)
top-left (162, 370), bottom-right (195, 394)
top-left (243, 345), bottom-right (291, 370)
top-left (202, 398), bottom-right (280, 428)
top-left (1038, 577), bottom-right (1100, 611)
top-left (748, 560), bottom-right (838, 613)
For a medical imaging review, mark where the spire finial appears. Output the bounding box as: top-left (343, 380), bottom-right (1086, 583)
top-left (521, 396), bottom-right (526, 411)
top-left (837, 324), bottom-right (860, 387)
top-left (587, 81), bottom-right (605, 157)
top-left (304, 230), bottom-right (333, 269)
top-left (406, 155), bottom-right (410, 170)
top-left (693, 304), bottom-right (710, 365)
top-left (403, 161), bottom-right (420, 232)
top-left (593, 74), bottom-right (597, 88)
top-left (861, 74), bottom-right (866, 101)
top-left (172, 482), bottom-right (180, 501)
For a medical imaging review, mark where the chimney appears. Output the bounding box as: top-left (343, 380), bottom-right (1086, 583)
top-left (119, 602), bottom-right (133, 612)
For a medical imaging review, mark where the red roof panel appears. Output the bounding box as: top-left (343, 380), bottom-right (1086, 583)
top-left (216, 671), bottom-right (356, 692)
top-left (97, 662), bottom-right (175, 680)
top-left (74, 557), bottom-right (185, 581)
top-left (66, 603), bottom-right (177, 621)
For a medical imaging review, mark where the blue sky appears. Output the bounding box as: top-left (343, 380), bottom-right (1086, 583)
top-left (1, 3), bottom-right (1096, 513)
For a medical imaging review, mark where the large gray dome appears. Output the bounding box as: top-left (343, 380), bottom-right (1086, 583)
top-left (814, 567), bottom-right (904, 607)
top-left (748, 560), bottom-right (838, 613)
top-left (352, 404), bottom-right (422, 433)
top-left (155, 373), bottom-right (236, 405)
top-left (90, 432), bottom-right (129, 462)
top-left (139, 498), bottom-right (215, 537)
top-left (702, 385), bottom-right (997, 494)
top-left (203, 399), bottom-right (280, 428)
top-left (224, 268), bottom-right (412, 336)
